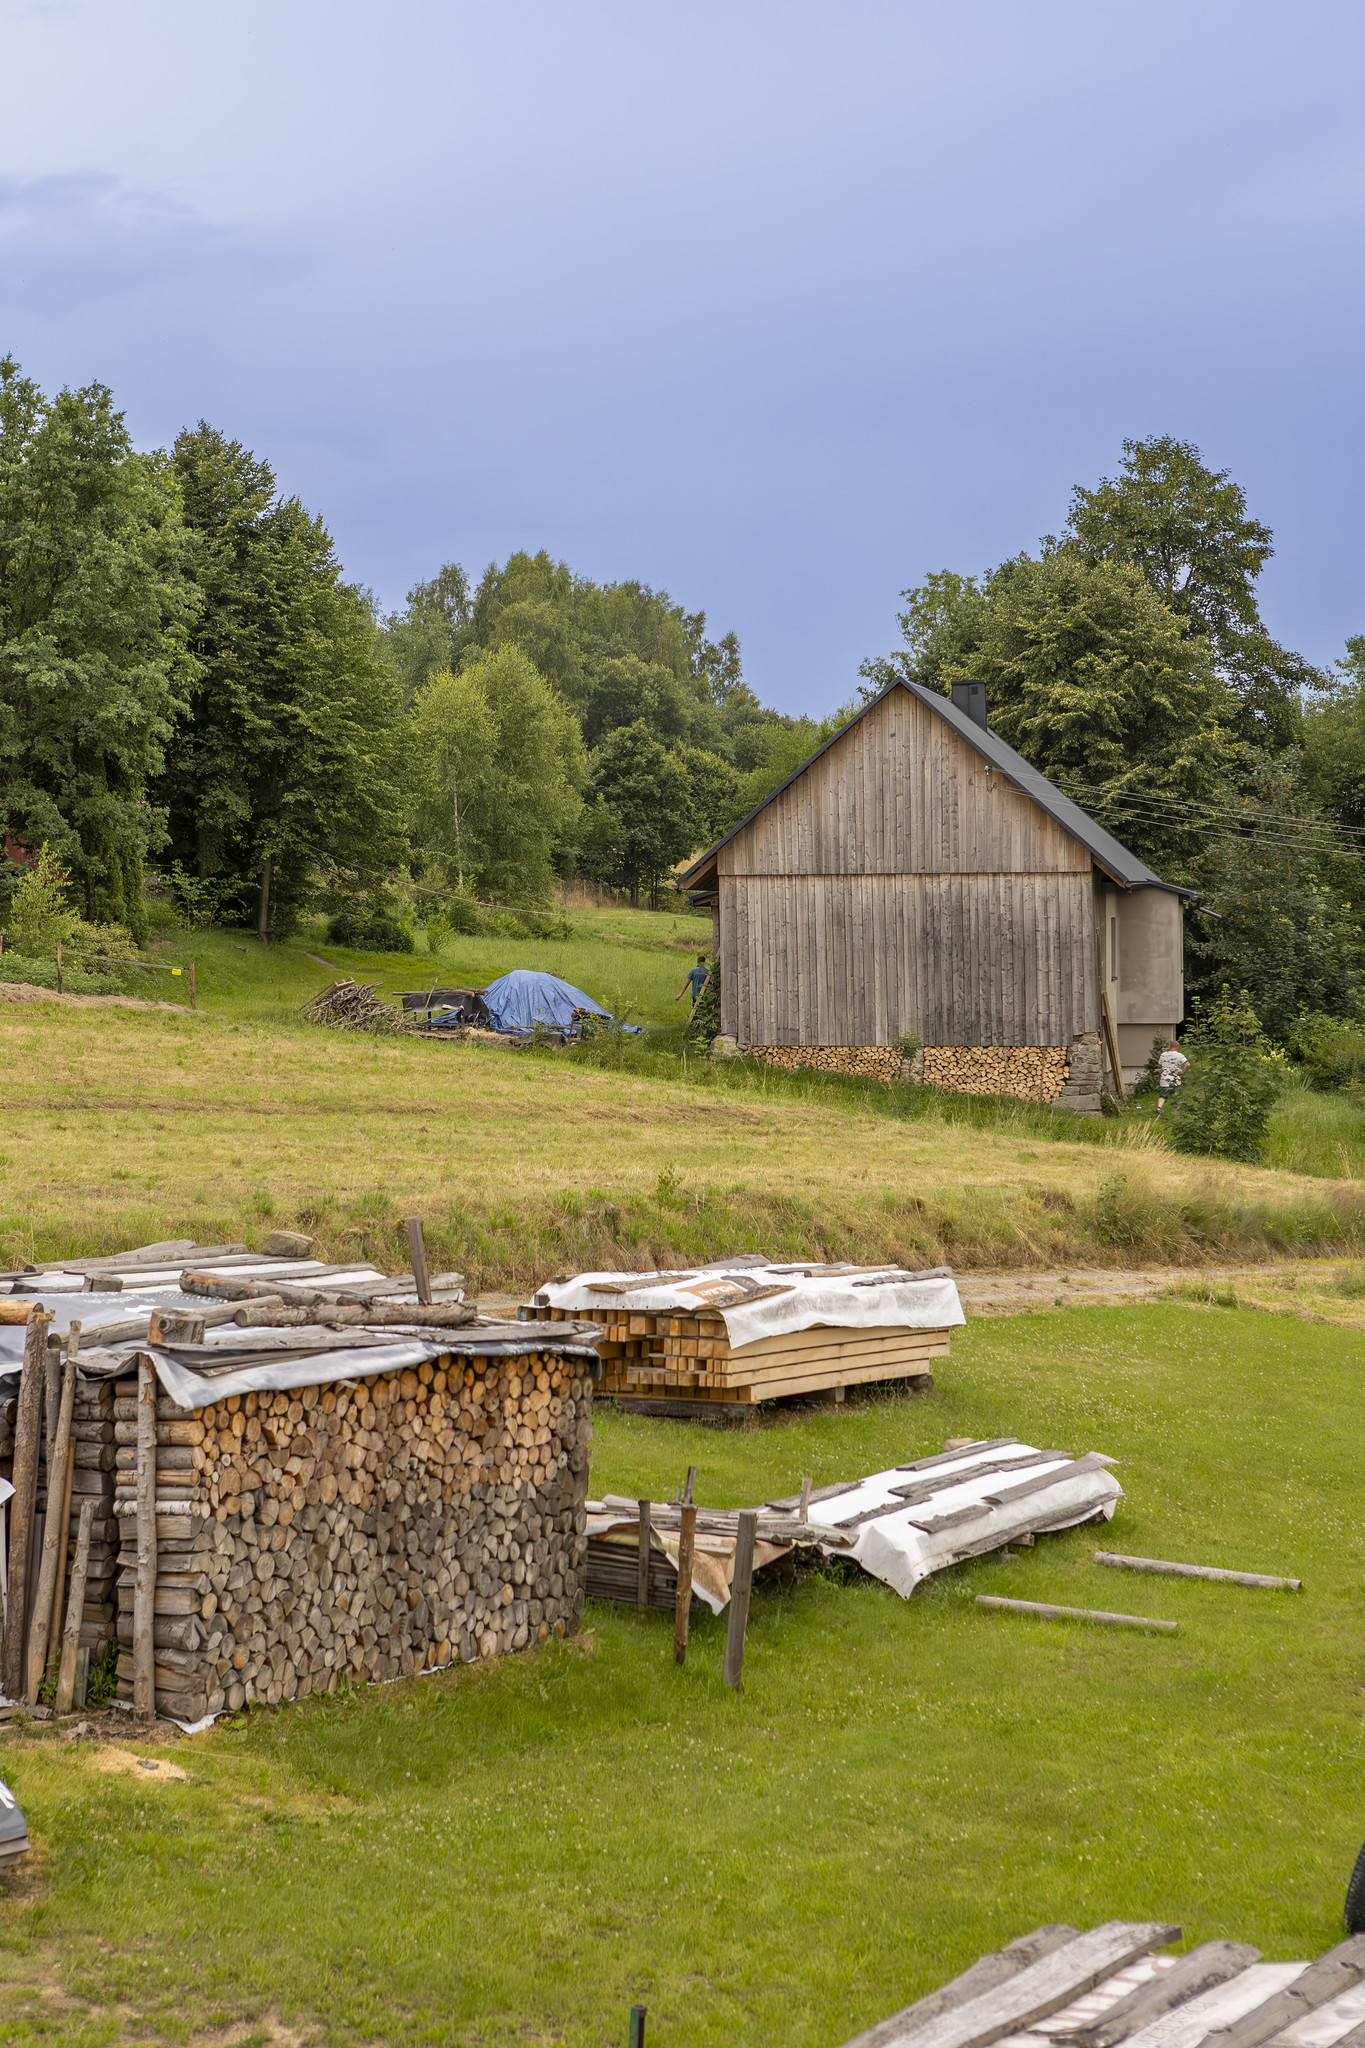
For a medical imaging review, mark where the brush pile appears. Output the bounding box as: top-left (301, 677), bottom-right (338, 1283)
top-left (303, 979), bottom-right (412, 1033)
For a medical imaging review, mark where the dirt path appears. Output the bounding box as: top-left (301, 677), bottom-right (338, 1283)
top-left (0, 981), bottom-right (197, 1016)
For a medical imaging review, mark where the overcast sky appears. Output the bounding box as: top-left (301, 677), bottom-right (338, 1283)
top-left (4, 1), bottom-right (1363, 715)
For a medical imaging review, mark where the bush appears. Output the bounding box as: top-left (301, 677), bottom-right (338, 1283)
top-left (4, 844), bottom-right (76, 955)
top-left (686, 959), bottom-right (721, 1043)
top-left (326, 909), bottom-right (415, 953)
top-left (1286, 1011), bottom-right (1365, 1093)
top-left (1170, 987), bottom-right (1287, 1163)
top-left (1134, 1036), bottom-right (1166, 1097)
top-left (0, 952), bottom-right (133, 995)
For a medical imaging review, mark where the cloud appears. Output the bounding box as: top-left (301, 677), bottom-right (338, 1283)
top-left (0, 170), bottom-right (299, 316)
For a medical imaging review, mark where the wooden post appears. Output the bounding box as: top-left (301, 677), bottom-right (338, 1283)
top-left (45, 1332), bottom-right (81, 1666)
top-left (1, 1309), bottom-right (49, 1699)
top-left (723, 1509), bottom-right (758, 1690)
top-left (55, 938), bottom-right (63, 993)
top-left (73, 1645), bottom-right (90, 1711)
top-left (406, 1218), bottom-right (432, 1304)
top-left (26, 1356), bottom-right (76, 1701)
top-left (799, 1475), bottom-right (811, 1522)
top-left (674, 1503), bottom-right (696, 1664)
top-left (133, 1356), bottom-right (158, 1716)
top-left (43, 1330), bottom-right (62, 1474)
top-left (256, 856), bottom-right (273, 943)
top-left (55, 1499), bottom-right (95, 1716)
top-left (188, 960), bottom-right (197, 1011)
top-left (629, 2005), bottom-right (647, 2048)
top-left (636, 1499), bottom-right (651, 1610)
top-left (1100, 988), bottom-right (1126, 1100)
top-left (683, 1464), bottom-right (695, 1505)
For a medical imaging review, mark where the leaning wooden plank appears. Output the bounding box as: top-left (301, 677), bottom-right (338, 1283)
top-left (882, 1924), bottom-right (1182, 2048)
top-left (26, 1357), bottom-right (76, 1700)
top-left (1057, 1943), bottom-right (1263, 2048)
top-left (133, 1358), bottom-right (158, 1715)
top-left (1276, 1993), bottom-right (1365, 2048)
top-left (54, 1500), bottom-right (96, 1716)
top-left (837, 1927), bottom-right (1081, 2048)
top-left (1120, 1968), bottom-right (1309, 2048)
top-left (1, 1309), bottom-right (50, 1699)
top-left (1199, 1941), bottom-right (1365, 2048)
top-left (976, 1597), bottom-right (1175, 1634)
top-left (1094, 1553), bottom-right (1302, 1593)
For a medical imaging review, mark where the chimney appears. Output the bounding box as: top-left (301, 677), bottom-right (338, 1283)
top-left (951, 680), bottom-right (988, 730)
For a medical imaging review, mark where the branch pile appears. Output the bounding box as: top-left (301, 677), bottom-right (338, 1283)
top-left (303, 979), bottom-right (413, 1033)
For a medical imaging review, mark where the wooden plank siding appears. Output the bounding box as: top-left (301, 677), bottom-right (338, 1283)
top-left (717, 692), bottom-right (1098, 1048)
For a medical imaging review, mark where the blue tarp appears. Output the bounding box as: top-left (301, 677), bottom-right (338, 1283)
top-left (482, 968), bottom-right (626, 1037)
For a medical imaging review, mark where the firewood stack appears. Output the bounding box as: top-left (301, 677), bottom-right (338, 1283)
top-left (523, 1303), bottom-right (949, 1408)
top-left (751, 1045), bottom-right (903, 1081)
top-left (112, 1348), bottom-right (594, 1720)
top-left (45, 1376), bottom-right (119, 1665)
top-left (922, 1045), bottom-right (1069, 1101)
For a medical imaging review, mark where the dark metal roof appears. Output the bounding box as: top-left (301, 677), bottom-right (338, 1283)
top-left (681, 679), bottom-right (1193, 896)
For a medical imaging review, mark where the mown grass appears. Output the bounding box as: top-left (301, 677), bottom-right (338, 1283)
top-left (7, 994), bottom-right (1365, 1281)
top-left (3, 1302), bottom-right (1364, 2047)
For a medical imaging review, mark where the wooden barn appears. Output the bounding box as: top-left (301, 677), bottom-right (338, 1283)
top-left (681, 679), bottom-right (1191, 1108)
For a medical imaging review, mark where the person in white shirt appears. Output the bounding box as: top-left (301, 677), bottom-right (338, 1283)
top-left (1156, 1039), bottom-right (1188, 1115)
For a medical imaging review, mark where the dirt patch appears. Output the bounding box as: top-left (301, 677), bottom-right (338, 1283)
top-left (956, 1261), bottom-right (1337, 1315)
top-left (91, 1746), bottom-right (189, 1782)
top-left (0, 981), bottom-right (196, 1016)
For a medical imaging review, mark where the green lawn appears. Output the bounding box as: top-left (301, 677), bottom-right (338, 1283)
top-left (3, 1301), bottom-right (1363, 2047)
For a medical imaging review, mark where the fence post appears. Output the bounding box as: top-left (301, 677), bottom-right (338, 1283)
top-left (723, 1510), bottom-right (758, 1690)
top-left (405, 1217), bottom-right (432, 1303)
top-left (188, 960), bottom-right (197, 1011)
top-left (636, 1499), bottom-right (651, 1610)
top-left (674, 1502), bottom-right (696, 1664)
top-left (55, 939), bottom-right (62, 994)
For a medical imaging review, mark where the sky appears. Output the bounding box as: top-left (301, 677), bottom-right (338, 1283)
top-left (3, 1), bottom-right (1363, 716)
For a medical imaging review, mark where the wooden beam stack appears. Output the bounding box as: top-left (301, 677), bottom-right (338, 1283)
top-left (112, 1347), bottom-right (594, 1721)
top-left (524, 1303), bottom-right (949, 1409)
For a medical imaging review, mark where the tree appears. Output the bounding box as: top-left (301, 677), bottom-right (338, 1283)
top-left (411, 645), bottom-right (584, 904)
top-left (578, 721), bottom-right (695, 905)
top-left (674, 743), bottom-right (741, 850)
top-left (1169, 988), bottom-right (1285, 1163)
top-left (160, 423), bottom-right (407, 937)
top-left (1303, 636), bottom-right (1365, 832)
top-left (1067, 435), bottom-right (1313, 748)
top-left (0, 357), bottom-right (198, 939)
top-left (383, 563), bottom-right (471, 705)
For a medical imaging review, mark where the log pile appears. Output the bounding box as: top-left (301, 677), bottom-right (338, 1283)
top-left (112, 1348), bottom-right (594, 1720)
top-left (922, 1044), bottom-right (1069, 1102)
top-left (523, 1302), bottom-right (949, 1409)
top-left (303, 979), bottom-right (413, 1034)
top-left (750, 1045), bottom-right (903, 1081)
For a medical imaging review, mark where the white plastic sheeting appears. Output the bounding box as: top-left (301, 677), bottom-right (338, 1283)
top-left (810, 1439), bottom-right (1122, 1597)
top-left (536, 1261), bottom-right (964, 1349)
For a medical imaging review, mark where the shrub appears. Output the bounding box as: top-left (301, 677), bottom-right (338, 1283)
top-left (686, 959), bottom-right (721, 1043)
top-left (326, 909), bottom-right (415, 953)
top-left (4, 844), bottom-right (77, 955)
top-left (1134, 1036), bottom-right (1166, 1097)
top-left (1170, 987), bottom-right (1287, 1163)
top-left (1286, 1010), bottom-right (1365, 1093)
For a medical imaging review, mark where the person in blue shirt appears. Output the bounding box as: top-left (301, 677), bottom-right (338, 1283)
top-left (675, 954), bottom-right (712, 1012)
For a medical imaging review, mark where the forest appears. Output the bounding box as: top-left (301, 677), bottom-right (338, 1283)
top-left (3, 352), bottom-right (1365, 1060)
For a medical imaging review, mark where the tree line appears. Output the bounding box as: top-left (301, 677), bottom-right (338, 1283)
top-left (4, 354), bottom-right (1364, 1046)
top-left (0, 357), bottom-right (830, 946)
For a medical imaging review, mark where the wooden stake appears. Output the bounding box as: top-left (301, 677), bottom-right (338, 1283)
top-left (683, 1464), bottom-right (695, 1505)
top-left (798, 1474), bottom-right (811, 1522)
top-left (54, 1499), bottom-right (95, 1715)
top-left (188, 960), bottom-right (197, 1011)
top-left (27, 1356), bottom-right (76, 1700)
top-left (406, 1218), bottom-right (432, 1304)
top-left (55, 938), bottom-right (63, 993)
top-left (45, 1323), bottom-right (82, 1661)
top-left (674, 1503), bottom-right (696, 1664)
top-left (723, 1509), bottom-right (758, 1689)
top-left (636, 1499), bottom-right (651, 1610)
top-left (133, 1357), bottom-right (158, 1715)
top-left (629, 2005), bottom-right (647, 2048)
top-left (975, 1594), bottom-right (1175, 1633)
top-left (1, 1309), bottom-right (49, 1698)
top-left (74, 1644), bottom-right (90, 1710)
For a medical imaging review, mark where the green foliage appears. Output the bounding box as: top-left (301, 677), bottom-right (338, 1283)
top-left (84, 1636), bottom-right (119, 1709)
top-left (1170, 987), bottom-right (1286, 1162)
top-left (383, 562), bottom-right (471, 704)
top-left (411, 645), bottom-right (585, 904)
top-left (892, 1029), bottom-right (923, 1061)
top-left (685, 957), bottom-right (720, 1042)
top-left (579, 721), bottom-right (696, 906)
top-left (0, 358), bottom-right (198, 939)
top-left (1284, 1010), bottom-right (1365, 1093)
top-left (1134, 1036), bottom-right (1166, 1097)
top-left (325, 907), bottom-right (414, 953)
top-left (672, 742), bottom-right (742, 849)
top-left (160, 423), bottom-right (408, 936)
top-left (4, 843), bottom-right (78, 954)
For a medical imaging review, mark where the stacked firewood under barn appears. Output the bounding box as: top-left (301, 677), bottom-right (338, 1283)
top-left (748, 1043), bottom-right (1070, 1102)
top-left (524, 1262), bottom-right (963, 1417)
top-left (1, 1235), bottom-right (601, 1721)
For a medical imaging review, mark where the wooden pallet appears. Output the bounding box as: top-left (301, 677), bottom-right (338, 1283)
top-left (522, 1304), bottom-right (949, 1407)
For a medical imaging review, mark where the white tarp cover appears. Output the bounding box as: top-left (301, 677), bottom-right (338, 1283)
top-left (536, 1261), bottom-right (964, 1348)
top-left (811, 1439), bottom-right (1122, 1597)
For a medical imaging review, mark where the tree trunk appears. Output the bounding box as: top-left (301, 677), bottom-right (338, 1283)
top-left (256, 857), bottom-right (273, 943)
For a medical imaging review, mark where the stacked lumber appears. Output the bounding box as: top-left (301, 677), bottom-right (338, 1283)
top-left (112, 1348), bottom-right (594, 1720)
top-left (751, 1045), bottom-right (903, 1081)
top-left (525, 1302), bottom-right (949, 1408)
top-left (922, 1044), bottom-right (1069, 1101)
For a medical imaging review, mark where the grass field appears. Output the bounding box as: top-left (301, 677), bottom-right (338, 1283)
top-left (3, 1300), bottom-right (1363, 2047)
